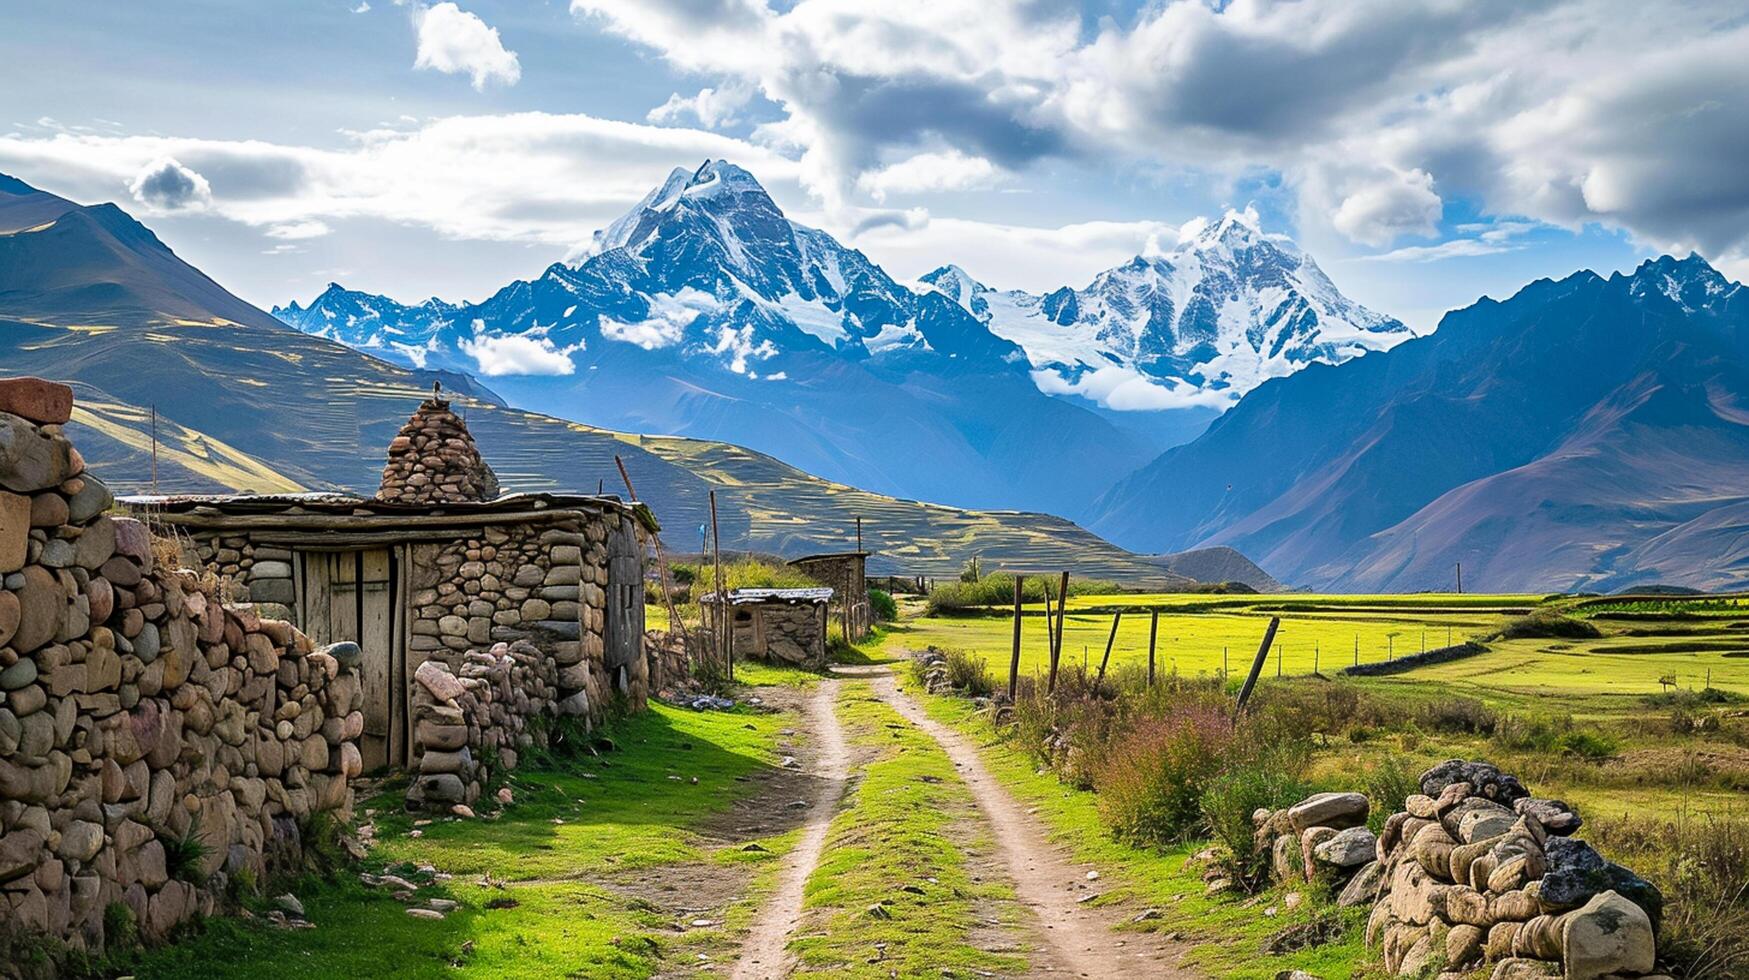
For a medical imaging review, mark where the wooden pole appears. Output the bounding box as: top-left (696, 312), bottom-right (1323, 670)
top-left (1234, 616), bottom-right (1281, 720)
top-left (1095, 611), bottom-right (1122, 690)
top-left (1041, 580), bottom-right (1057, 661)
top-left (1147, 609), bottom-right (1159, 688)
top-left (1047, 571), bottom-right (1068, 695)
top-left (1456, 562), bottom-right (1463, 594)
top-left (1008, 575), bottom-right (1023, 701)
top-left (616, 455), bottom-right (686, 664)
top-left (150, 405), bottom-right (158, 493)
top-left (710, 490), bottom-right (728, 680)
top-left (855, 516), bottom-right (862, 554)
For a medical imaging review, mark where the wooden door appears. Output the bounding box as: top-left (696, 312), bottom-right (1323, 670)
top-left (300, 549), bottom-right (399, 770)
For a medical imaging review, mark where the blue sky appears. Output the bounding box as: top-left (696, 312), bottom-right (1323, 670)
top-left (4, 0), bottom-right (1744, 331)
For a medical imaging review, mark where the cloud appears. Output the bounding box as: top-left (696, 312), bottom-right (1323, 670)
top-left (571, 0), bottom-right (1749, 267)
top-left (458, 319), bottom-right (584, 374)
top-left (414, 2), bottom-right (521, 91)
top-left (856, 150), bottom-right (998, 201)
top-left (1331, 169), bottom-right (1441, 247)
top-left (353, 2), bottom-right (370, 12)
top-left (0, 113), bottom-right (802, 248)
top-left (598, 287), bottom-right (722, 349)
top-left (647, 82), bottom-right (754, 129)
top-left (708, 323), bottom-right (777, 375)
top-left (264, 219), bottom-right (331, 239)
top-left (128, 157), bottom-right (211, 211)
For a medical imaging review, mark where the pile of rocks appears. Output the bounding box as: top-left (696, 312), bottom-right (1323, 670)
top-left (405, 640), bottom-right (557, 811)
top-left (1364, 760), bottom-right (1663, 979)
top-left (1252, 791), bottom-right (1381, 904)
top-left (0, 378), bottom-right (361, 951)
top-left (377, 394), bottom-right (500, 505)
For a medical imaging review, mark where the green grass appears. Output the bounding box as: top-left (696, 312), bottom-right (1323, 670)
top-left (789, 680), bottom-right (1026, 978)
top-left (127, 701), bottom-right (796, 979)
top-left (914, 692), bottom-right (1369, 979)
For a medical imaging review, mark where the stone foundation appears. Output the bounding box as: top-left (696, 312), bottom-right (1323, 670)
top-left (0, 379), bottom-right (359, 953)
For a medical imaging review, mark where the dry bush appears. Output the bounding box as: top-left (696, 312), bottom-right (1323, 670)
top-left (1093, 702), bottom-right (1236, 848)
top-left (1587, 811), bottom-right (1749, 978)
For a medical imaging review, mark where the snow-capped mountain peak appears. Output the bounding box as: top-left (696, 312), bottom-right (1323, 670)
top-left (917, 206), bottom-right (1408, 411)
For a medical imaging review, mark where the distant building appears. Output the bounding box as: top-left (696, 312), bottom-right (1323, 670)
top-left (700, 587), bottom-right (832, 669)
top-left (789, 551), bottom-right (871, 640)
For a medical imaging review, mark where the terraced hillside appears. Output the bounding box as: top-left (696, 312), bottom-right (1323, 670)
top-left (0, 173), bottom-right (1184, 584)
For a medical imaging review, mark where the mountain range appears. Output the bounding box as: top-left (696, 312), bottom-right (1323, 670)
top-left (0, 171), bottom-right (1197, 584)
top-left (275, 161), bottom-right (1406, 519)
top-left (1094, 253), bottom-right (1749, 593)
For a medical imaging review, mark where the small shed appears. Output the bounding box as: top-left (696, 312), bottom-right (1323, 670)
top-left (788, 551), bottom-right (871, 640)
top-left (123, 392), bottom-right (656, 772)
top-left (701, 587), bottom-right (832, 669)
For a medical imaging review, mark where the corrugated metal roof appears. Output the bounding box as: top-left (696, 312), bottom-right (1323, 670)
top-left (700, 587), bottom-right (834, 605)
top-left (120, 490), bottom-right (660, 532)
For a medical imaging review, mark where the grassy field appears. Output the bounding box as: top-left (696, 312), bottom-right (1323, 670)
top-left (122, 701), bottom-right (798, 979)
top-left (882, 592), bottom-right (1749, 700)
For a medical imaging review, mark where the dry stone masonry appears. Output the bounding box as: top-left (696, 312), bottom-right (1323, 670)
top-left (377, 390), bottom-right (500, 505)
top-left (406, 641), bottom-right (555, 810)
top-left (1253, 759), bottom-right (1666, 980)
top-left (0, 378), bottom-right (360, 953)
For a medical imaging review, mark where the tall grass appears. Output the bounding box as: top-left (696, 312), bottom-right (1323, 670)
top-left (924, 573), bottom-right (1128, 614)
top-left (1587, 811), bottom-right (1749, 978)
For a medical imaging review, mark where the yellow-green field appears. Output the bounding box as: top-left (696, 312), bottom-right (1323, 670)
top-left (881, 592), bottom-right (1749, 701)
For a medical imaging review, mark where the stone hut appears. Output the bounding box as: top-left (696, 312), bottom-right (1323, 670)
top-left (124, 395), bottom-right (657, 780)
top-left (700, 587), bottom-right (831, 669)
top-left (0, 378), bottom-right (361, 951)
top-left (788, 551), bottom-right (870, 641)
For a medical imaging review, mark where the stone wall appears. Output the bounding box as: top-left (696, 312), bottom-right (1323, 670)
top-left (405, 641), bottom-right (555, 811)
top-left (1250, 760), bottom-right (1665, 980)
top-left (790, 554), bottom-right (870, 640)
top-left (706, 601), bottom-right (827, 669)
top-left (0, 379), bottom-right (360, 952)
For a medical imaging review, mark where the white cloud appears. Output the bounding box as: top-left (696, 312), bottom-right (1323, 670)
top-left (128, 157), bottom-right (211, 211)
top-left (571, 0), bottom-right (1749, 267)
top-left (1331, 169), bottom-right (1441, 248)
top-left (598, 287), bottom-right (722, 349)
top-left (856, 151), bottom-right (998, 202)
top-left (647, 82), bottom-right (753, 129)
top-left (264, 219), bottom-right (331, 239)
top-left (414, 2), bottom-right (521, 91)
top-left (353, 2), bottom-right (371, 12)
top-left (0, 113), bottom-right (801, 248)
top-left (856, 214), bottom-right (1182, 293)
top-left (459, 318), bottom-right (584, 374)
top-left (708, 323), bottom-right (777, 375)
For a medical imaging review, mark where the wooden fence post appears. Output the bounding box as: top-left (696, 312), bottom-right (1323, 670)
top-left (1233, 617), bottom-right (1281, 721)
top-left (1047, 570), bottom-right (1068, 696)
top-left (1095, 610), bottom-right (1122, 690)
top-left (1008, 575), bottom-right (1023, 701)
top-left (1147, 609), bottom-right (1159, 688)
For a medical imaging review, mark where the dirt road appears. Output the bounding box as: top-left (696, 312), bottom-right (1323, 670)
top-left (730, 679), bottom-right (850, 980)
top-left (863, 667), bottom-right (1197, 978)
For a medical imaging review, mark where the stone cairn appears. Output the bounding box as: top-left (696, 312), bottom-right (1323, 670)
top-left (405, 640), bottom-right (557, 812)
top-left (0, 378), bottom-right (362, 951)
top-left (377, 387), bottom-right (500, 505)
top-left (1252, 760), bottom-right (1665, 980)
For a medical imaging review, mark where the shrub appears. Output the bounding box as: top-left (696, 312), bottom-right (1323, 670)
top-left (162, 823), bottom-right (212, 884)
top-left (1488, 612), bottom-right (1602, 641)
top-left (1492, 713), bottom-right (1574, 753)
top-left (944, 649), bottom-right (992, 696)
top-left (1557, 729), bottom-right (1618, 760)
top-left (1587, 812), bottom-right (1749, 978)
top-left (1201, 742), bottom-right (1314, 888)
top-left (1417, 696), bottom-right (1498, 735)
top-left (867, 588), bottom-right (897, 622)
top-left (924, 573), bottom-right (1128, 614)
top-left (1363, 757), bottom-right (1420, 834)
top-left (1094, 703), bottom-right (1234, 848)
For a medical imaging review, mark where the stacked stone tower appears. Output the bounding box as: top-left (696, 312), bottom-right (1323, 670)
top-left (377, 384), bottom-right (500, 504)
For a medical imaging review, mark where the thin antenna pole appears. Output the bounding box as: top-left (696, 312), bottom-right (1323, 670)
top-left (710, 490), bottom-right (728, 680)
top-left (150, 404), bottom-right (159, 493)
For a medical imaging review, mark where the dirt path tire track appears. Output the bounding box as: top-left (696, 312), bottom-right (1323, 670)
top-left (730, 679), bottom-right (850, 980)
top-left (863, 667), bottom-right (1199, 978)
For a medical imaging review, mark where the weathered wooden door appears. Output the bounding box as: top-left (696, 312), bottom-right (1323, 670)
top-left (301, 549), bottom-right (400, 770)
top-left (604, 518), bottom-right (645, 691)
